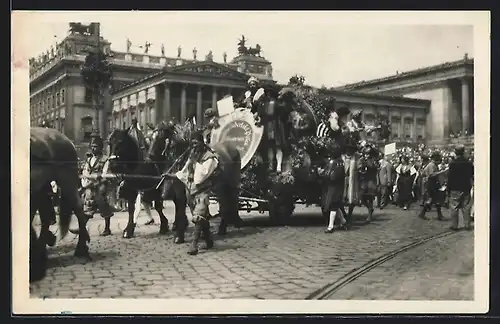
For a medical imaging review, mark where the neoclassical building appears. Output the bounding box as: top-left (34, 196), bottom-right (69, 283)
top-left (31, 22), bottom-right (442, 157)
top-left (111, 66), bottom-right (430, 143)
top-left (335, 54), bottom-right (474, 144)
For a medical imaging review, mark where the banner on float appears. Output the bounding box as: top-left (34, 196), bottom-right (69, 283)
top-left (384, 142), bottom-right (396, 156)
top-left (217, 95), bottom-right (235, 117)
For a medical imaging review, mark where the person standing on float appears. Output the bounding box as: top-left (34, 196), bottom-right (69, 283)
top-left (254, 87), bottom-right (288, 173)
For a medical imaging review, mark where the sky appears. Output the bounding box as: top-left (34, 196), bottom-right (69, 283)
top-left (19, 11), bottom-right (476, 88)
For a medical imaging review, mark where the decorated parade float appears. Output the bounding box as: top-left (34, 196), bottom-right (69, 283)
top-left (209, 75), bottom-right (390, 224)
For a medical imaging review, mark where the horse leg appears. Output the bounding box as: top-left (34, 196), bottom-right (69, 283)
top-left (61, 188), bottom-right (91, 259)
top-left (173, 183), bottom-right (188, 244)
top-left (123, 195), bottom-right (137, 239)
top-left (155, 199), bottom-right (170, 235)
top-left (38, 189), bottom-right (57, 247)
top-left (30, 195), bottom-right (47, 282)
top-left (29, 225), bottom-right (47, 283)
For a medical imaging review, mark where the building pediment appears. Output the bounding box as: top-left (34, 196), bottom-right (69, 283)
top-left (171, 61), bottom-right (248, 81)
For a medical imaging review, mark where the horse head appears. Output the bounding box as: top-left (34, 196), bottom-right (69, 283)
top-left (108, 129), bottom-right (140, 173)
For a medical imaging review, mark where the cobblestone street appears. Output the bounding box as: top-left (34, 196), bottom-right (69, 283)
top-left (324, 230), bottom-right (474, 300)
top-left (30, 203), bottom-right (465, 299)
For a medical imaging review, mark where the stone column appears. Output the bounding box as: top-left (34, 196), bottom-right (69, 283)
top-left (413, 111), bottom-right (417, 141)
top-left (461, 78), bottom-right (470, 133)
top-left (400, 108), bottom-right (405, 140)
top-left (180, 84), bottom-right (187, 123)
top-left (164, 83), bottom-right (171, 122)
top-left (196, 85), bottom-right (203, 126)
top-left (212, 86), bottom-right (218, 110)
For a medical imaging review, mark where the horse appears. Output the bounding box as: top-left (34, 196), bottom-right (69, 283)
top-left (107, 123), bottom-right (189, 243)
top-left (30, 127), bottom-right (91, 282)
top-left (150, 122), bottom-right (244, 235)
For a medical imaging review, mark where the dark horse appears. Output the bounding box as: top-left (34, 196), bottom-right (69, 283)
top-left (151, 122), bottom-right (244, 235)
top-left (107, 123), bottom-right (189, 243)
top-left (30, 127), bottom-right (91, 282)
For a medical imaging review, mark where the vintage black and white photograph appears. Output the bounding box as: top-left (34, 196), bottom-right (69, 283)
top-left (12, 11), bottom-right (489, 314)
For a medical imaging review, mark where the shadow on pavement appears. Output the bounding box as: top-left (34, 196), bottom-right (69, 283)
top-left (47, 251), bottom-right (119, 269)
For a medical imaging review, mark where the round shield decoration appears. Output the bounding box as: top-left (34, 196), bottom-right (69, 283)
top-left (210, 108), bottom-right (264, 170)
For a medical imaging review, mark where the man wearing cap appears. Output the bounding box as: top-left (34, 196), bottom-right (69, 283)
top-left (447, 144), bottom-right (474, 230)
top-left (127, 117), bottom-right (147, 161)
top-left (81, 134), bottom-right (115, 236)
top-left (202, 108), bottom-right (219, 145)
top-left (417, 151), bottom-right (445, 221)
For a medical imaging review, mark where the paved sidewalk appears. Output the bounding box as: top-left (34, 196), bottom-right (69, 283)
top-left (327, 230), bottom-right (474, 300)
top-left (30, 204), bottom-right (458, 299)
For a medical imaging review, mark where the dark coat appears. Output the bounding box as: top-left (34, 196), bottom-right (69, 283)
top-left (320, 157), bottom-right (345, 213)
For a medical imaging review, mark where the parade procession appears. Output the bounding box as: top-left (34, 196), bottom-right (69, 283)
top-left (25, 20), bottom-right (476, 302)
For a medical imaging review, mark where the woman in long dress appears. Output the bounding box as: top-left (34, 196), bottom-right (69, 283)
top-left (395, 155), bottom-right (417, 210)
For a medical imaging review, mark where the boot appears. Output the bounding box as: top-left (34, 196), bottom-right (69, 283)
top-left (101, 218), bottom-right (112, 236)
top-left (188, 222), bottom-right (202, 255)
top-left (202, 220), bottom-right (214, 249)
top-left (418, 206), bottom-right (429, 220)
top-left (366, 208), bottom-right (373, 223)
top-left (436, 207), bottom-right (446, 221)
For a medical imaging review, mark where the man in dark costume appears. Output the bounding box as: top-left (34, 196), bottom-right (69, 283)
top-left (318, 144), bottom-right (347, 233)
top-left (202, 108), bottom-right (219, 145)
top-left (447, 144), bottom-right (474, 230)
top-left (418, 151), bottom-right (446, 221)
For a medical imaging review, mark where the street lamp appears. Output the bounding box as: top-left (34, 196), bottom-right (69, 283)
top-left (80, 22), bottom-right (112, 136)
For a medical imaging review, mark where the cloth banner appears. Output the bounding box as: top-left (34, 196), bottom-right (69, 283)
top-left (217, 96), bottom-right (235, 117)
top-left (384, 142), bottom-right (396, 156)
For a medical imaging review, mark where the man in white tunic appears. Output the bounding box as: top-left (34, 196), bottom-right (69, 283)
top-left (80, 135), bottom-right (115, 236)
top-left (164, 130), bottom-right (217, 255)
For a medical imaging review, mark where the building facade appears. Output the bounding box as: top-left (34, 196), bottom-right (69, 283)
top-left (334, 54), bottom-right (474, 144)
top-left (29, 25), bottom-right (274, 152)
top-left (30, 23), bottom-right (432, 153)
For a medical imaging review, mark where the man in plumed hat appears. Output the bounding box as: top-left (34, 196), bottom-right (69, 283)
top-left (447, 144), bottom-right (474, 230)
top-left (417, 150), bottom-right (445, 221)
top-left (80, 133), bottom-right (115, 236)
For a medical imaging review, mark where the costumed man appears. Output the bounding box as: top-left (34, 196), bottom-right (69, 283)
top-left (237, 76), bottom-right (261, 111)
top-left (255, 86), bottom-right (288, 173)
top-left (447, 144), bottom-right (474, 231)
top-left (202, 108), bottom-right (220, 145)
top-left (417, 151), bottom-right (446, 221)
top-left (317, 143), bottom-right (348, 233)
top-left (127, 117), bottom-right (148, 161)
top-left (377, 155), bottom-right (394, 209)
top-left (346, 110), bottom-right (380, 142)
top-left (80, 134), bottom-right (115, 236)
top-left (358, 145), bottom-right (380, 222)
top-left (162, 130), bottom-right (217, 255)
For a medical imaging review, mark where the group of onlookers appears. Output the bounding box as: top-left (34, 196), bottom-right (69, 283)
top-left (376, 143), bottom-right (474, 230)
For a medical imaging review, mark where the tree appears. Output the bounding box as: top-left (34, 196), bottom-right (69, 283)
top-left (81, 48), bottom-right (112, 133)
